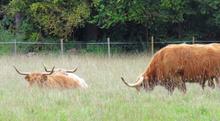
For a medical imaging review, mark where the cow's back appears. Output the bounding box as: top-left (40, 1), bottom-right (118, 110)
top-left (144, 44), bottom-right (220, 82)
top-left (46, 74), bottom-right (81, 88)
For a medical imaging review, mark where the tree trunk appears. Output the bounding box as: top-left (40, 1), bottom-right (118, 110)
top-left (15, 12), bottom-right (21, 33)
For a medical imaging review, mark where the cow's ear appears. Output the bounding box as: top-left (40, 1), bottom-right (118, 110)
top-left (42, 75), bottom-right (48, 81)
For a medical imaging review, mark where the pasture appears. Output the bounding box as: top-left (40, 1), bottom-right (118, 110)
top-left (0, 54), bottom-right (220, 121)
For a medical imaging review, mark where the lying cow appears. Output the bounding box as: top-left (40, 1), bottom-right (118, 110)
top-left (121, 43), bottom-right (220, 94)
top-left (43, 64), bottom-right (88, 89)
top-left (14, 66), bottom-right (86, 89)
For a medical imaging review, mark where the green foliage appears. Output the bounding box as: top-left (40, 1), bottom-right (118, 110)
top-left (0, 28), bottom-right (15, 54)
top-left (0, 28), bottom-right (14, 41)
top-left (91, 0), bottom-right (128, 28)
top-left (91, 0), bottom-right (220, 40)
top-left (82, 44), bottom-right (135, 55)
top-left (6, 0), bottom-right (28, 16)
top-left (92, 0), bottom-right (161, 28)
top-left (29, 1), bottom-right (90, 39)
top-left (84, 44), bottom-right (108, 54)
top-left (2, 0), bottom-right (220, 54)
top-left (160, 0), bottom-right (188, 23)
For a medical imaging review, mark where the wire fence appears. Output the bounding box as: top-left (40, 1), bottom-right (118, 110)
top-left (0, 37), bottom-right (220, 56)
top-left (0, 41), bottom-right (147, 56)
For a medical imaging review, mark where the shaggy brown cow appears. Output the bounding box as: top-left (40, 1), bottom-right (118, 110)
top-left (14, 66), bottom-right (84, 89)
top-left (121, 43), bottom-right (220, 94)
top-left (43, 65), bottom-right (88, 89)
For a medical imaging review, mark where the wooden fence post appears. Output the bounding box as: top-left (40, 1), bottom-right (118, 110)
top-left (107, 37), bottom-right (111, 58)
top-left (14, 39), bottom-right (17, 55)
top-left (151, 36), bottom-right (154, 55)
top-left (192, 36), bottom-right (195, 44)
top-left (60, 39), bottom-right (64, 56)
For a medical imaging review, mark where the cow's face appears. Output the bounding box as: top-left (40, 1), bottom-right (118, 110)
top-left (24, 73), bottom-right (48, 87)
top-left (14, 66), bottom-right (55, 87)
top-left (134, 76), bottom-right (144, 91)
top-left (143, 76), bottom-right (154, 92)
top-left (134, 76), bottom-right (154, 92)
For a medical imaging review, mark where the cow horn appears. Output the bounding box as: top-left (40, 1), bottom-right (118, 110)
top-left (44, 66), bottom-right (55, 75)
top-left (66, 67), bottom-right (78, 73)
top-left (13, 66), bottom-right (29, 75)
top-left (121, 76), bottom-right (144, 87)
top-left (43, 64), bottom-right (50, 72)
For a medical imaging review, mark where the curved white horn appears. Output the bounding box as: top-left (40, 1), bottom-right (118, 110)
top-left (121, 76), bottom-right (143, 87)
top-left (66, 67), bottom-right (78, 73)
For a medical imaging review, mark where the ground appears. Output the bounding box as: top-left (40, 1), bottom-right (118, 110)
top-left (0, 54), bottom-right (220, 121)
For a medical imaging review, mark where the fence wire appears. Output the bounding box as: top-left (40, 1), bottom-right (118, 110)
top-left (0, 40), bottom-right (219, 55)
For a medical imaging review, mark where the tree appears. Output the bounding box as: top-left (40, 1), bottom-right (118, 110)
top-left (29, 0), bottom-right (90, 40)
top-left (92, 0), bottom-right (164, 39)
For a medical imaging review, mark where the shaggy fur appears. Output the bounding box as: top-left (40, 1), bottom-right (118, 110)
top-left (43, 66), bottom-right (88, 89)
top-left (134, 43), bottom-right (220, 93)
top-left (44, 73), bottom-right (82, 88)
top-left (24, 72), bottom-right (81, 88)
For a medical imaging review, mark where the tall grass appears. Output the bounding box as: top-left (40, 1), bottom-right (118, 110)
top-left (0, 54), bottom-right (220, 121)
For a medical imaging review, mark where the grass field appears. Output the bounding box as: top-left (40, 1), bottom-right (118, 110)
top-left (0, 54), bottom-right (220, 121)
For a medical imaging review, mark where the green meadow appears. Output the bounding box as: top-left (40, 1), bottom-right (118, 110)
top-left (0, 54), bottom-right (220, 121)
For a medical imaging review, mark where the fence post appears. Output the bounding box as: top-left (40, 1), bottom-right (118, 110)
top-left (192, 36), bottom-right (195, 44)
top-left (107, 37), bottom-right (111, 58)
top-left (151, 36), bottom-right (154, 55)
top-left (60, 39), bottom-right (64, 56)
top-left (14, 39), bottom-right (17, 55)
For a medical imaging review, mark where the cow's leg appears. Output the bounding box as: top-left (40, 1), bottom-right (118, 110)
top-left (164, 81), bottom-right (175, 95)
top-left (169, 83), bottom-right (175, 95)
top-left (167, 85), bottom-right (175, 95)
top-left (177, 82), bottom-right (186, 94)
top-left (173, 75), bottom-right (186, 94)
top-left (213, 77), bottom-right (220, 88)
top-left (200, 79), bottom-right (206, 90)
top-left (208, 78), bottom-right (215, 89)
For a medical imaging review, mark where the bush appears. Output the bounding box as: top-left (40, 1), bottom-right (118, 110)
top-left (0, 28), bottom-right (15, 41)
top-left (0, 28), bottom-right (15, 54)
top-left (80, 44), bottom-right (123, 55)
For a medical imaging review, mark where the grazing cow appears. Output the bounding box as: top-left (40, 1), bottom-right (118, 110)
top-left (43, 65), bottom-right (88, 89)
top-left (14, 66), bottom-right (86, 89)
top-left (121, 43), bottom-right (220, 94)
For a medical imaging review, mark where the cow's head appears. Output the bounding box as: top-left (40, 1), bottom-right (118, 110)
top-left (14, 66), bottom-right (55, 87)
top-left (121, 75), bottom-right (153, 92)
top-left (43, 64), bottom-right (77, 73)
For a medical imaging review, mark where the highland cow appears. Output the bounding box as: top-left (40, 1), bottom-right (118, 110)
top-left (43, 65), bottom-right (88, 89)
top-left (121, 43), bottom-right (220, 94)
top-left (14, 66), bottom-right (85, 89)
